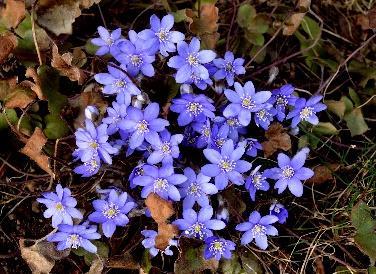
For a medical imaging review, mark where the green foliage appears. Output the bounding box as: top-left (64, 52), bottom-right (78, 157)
top-left (72, 241), bottom-right (109, 266)
top-left (351, 202), bottom-right (376, 264)
top-left (312, 122), bottom-right (338, 136)
top-left (0, 109), bottom-right (18, 130)
top-left (237, 4), bottom-right (270, 46)
top-left (348, 60), bottom-right (376, 88)
top-left (43, 114), bottom-right (70, 139)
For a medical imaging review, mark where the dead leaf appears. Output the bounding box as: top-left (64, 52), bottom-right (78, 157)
top-left (25, 67), bottom-right (45, 100)
top-left (306, 164), bottom-right (340, 185)
top-left (87, 258), bottom-right (104, 274)
top-left (356, 15), bottom-right (370, 30)
top-left (262, 123), bottom-right (291, 158)
top-left (368, 7), bottom-right (376, 29)
top-left (20, 239), bottom-right (69, 274)
top-left (145, 193), bottom-right (178, 250)
top-left (5, 85), bottom-right (36, 109)
top-left (51, 44), bottom-right (87, 85)
top-left (0, 0), bottom-right (26, 28)
top-left (107, 253), bottom-right (140, 269)
top-left (36, 0), bottom-right (101, 36)
top-left (283, 0), bottom-right (311, 35)
top-left (186, 4), bottom-right (219, 49)
top-left (0, 33), bottom-right (18, 64)
top-left (20, 127), bottom-right (53, 176)
top-left (0, 77), bottom-right (18, 100)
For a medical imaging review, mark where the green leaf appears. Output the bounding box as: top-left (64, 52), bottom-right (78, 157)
top-left (43, 114), bottom-right (69, 139)
top-left (349, 88), bottom-right (361, 107)
top-left (219, 253), bottom-right (246, 274)
top-left (237, 4), bottom-right (256, 29)
top-left (245, 31), bottom-right (264, 46)
top-left (172, 9), bottom-right (188, 23)
top-left (348, 60), bottom-right (376, 88)
top-left (369, 266), bottom-right (376, 274)
top-left (351, 202), bottom-right (376, 234)
top-left (249, 45), bottom-right (266, 64)
top-left (247, 15), bottom-right (269, 34)
top-left (301, 16), bottom-right (321, 40)
top-left (0, 109), bottom-right (18, 130)
top-left (37, 65), bottom-right (67, 115)
top-left (73, 241), bottom-right (109, 266)
top-left (325, 100), bottom-right (346, 119)
top-left (312, 122), bottom-right (338, 136)
top-left (341, 96), bottom-right (354, 114)
top-left (354, 233), bottom-right (376, 263)
top-left (344, 108), bottom-right (368, 136)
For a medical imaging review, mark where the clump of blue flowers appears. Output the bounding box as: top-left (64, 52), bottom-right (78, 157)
top-left (37, 13), bottom-right (327, 262)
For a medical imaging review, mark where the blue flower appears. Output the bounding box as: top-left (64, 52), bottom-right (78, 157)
top-left (133, 164), bottom-right (187, 201)
top-left (213, 51), bottom-right (245, 86)
top-left (118, 103), bottom-right (169, 149)
top-left (173, 206), bottom-right (226, 240)
top-left (286, 95), bottom-right (327, 128)
top-left (254, 104), bottom-right (276, 130)
top-left (168, 37), bottom-right (216, 83)
top-left (116, 30), bottom-right (156, 77)
top-left (223, 81), bottom-right (271, 126)
top-left (37, 184), bottom-right (83, 228)
top-left (75, 119), bottom-right (118, 164)
top-left (102, 101), bottom-right (128, 135)
top-left (268, 84), bottom-right (297, 121)
top-left (47, 224), bottom-right (101, 253)
top-left (141, 230), bottom-right (177, 257)
top-left (88, 189), bottom-right (135, 237)
top-left (235, 211), bottom-right (278, 250)
top-left (179, 167), bottom-right (218, 209)
top-left (269, 202), bottom-right (288, 224)
top-left (73, 155), bottom-right (101, 177)
top-left (204, 236), bottom-right (235, 260)
top-left (129, 162), bottom-right (145, 189)
top-left (94, 65), bottom-right (140, 104)
top-left (191, 119), bottom-right (212, 148)
top-left (147, 130), bottom-right (183, 165)
top-left (138, 14), bottom-right (185, 57)
top-left (170, 93), bottom-right (215, 126)
top-left (201, 139), bottom-right (252, 190)
top-left (244, 138), bottom-right (262, 157)
top-left (91, 26), bottom-right (122, 56)
top-left (206, 123), bottom-right (229, 152)
top-left (264, 148), bottom-right (314, 197)
top-left (184, 70), bottom-right (213, 90)
top-left (214, 116), bottom-right (246, 143)
top-left (245, 165), bottom-right (270, 201)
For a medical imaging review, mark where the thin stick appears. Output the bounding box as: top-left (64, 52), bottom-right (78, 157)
top-left (31, 2), bottom-right (42, 66)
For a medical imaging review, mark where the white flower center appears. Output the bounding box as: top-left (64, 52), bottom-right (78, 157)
top-left (209, 240), bottom-right (226, 255)
top-left (186, 102), bottom-right (203, 116)
top-left (154, 178), bottom-right (168, 192)
top-left (115, 80), bottom-right (126, 88)
top-left (156, 29), bottom-right (169, 42)
top-left (55, 202), bottom-right (64, 212)
top-left (103, 202), bottom-right (120, 219)
top-left (252, 224), bottom-right (266, 236)
top-left (241, 97), bottom-right (256, 110)
top-left (225, 62), bottom-right (234, 73)
top-left (202, 127), bottom-right (211, 138)
top-left (90, 141), bottom-right (99, 149)
top-left (299, 107), bottom-right (314, 120)
top-left (130, 54), bottom-right (143, 67)
top-left (161, 142), bottom-right (171, 154)
top-left (188, 183), bottom-right (201, 196)
top-left (67, 234), bottom-right (81, 249)
top-left (218, 157), bottom-right (236, 173)
top-left (187, 54), bottom-right (199, 66)
top-left (136, 120), bottom-right (149, 134)
top-left (276, 95), bottom-right (288, 106)
top-left (106, 38), bottom-right (114, 46)
top-left (282, 166), bottom-right (294, 179)
top-left (215, 138), bottom-right (226, 148)
top-left (252, 174), bottom-right (263, 189)
top-left (185, 222), bottom-right (206, 239)
top-left (227, 118), bottom-right (239, 127)
top-left (85, 158), bottom-right (99, 172)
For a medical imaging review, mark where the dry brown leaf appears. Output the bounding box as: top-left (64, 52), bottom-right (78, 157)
top-left (368, 7), bottom-right (376, 29)
top-left (25, 67), bottom-right (45, 100)
top-left (0, 0), bottom-right (26, 28)
top-left (51, 44), bottom-right (87, 85)
top-left (87, 258), bottom-right (104, 274)
top-left (283, 0), bottom-right (311, 35)
top-left (356, 15), bottom-right (370, 30)
top-left (0, 77), bottom-right (17, 100)
top-left (262, 122), bottom-right (291, 158)
top-left (107, 254), bottom-right (140, 269)
top-left (20, 127), bottom-right (53, 176)
top-left (306, 164), bottom-right (340, 185)
top-left (0, 33), bottom-right (18, 64)
top-left (145, 193), bottom-right (177, 250)
top-left (5, 85), bottom-right (36, 109)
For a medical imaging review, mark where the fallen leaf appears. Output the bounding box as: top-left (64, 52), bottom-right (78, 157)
top-left (262, 123), bottom-right (291, 158)
top-left (0, 33), bottom-right (18, 64)
top-left (344, 108), bottom-right (369, 136)
top-left (145, 193), bottom-right (177, 250)
top-left (107, 253), bottom-right (140, 269)
top-left (24, 67), bottom-right (45, 100)
top-left (306, 164), bottom-right (340, 185)
top-left (20, 127), bottom-right (53, 176)
top-left (5, 85), bottom-right (36, 109)
top-left (369, 7), bottom-right (376, 29)
top-left (356, 14), bottom-right (370, 30)
top-left (0, 0), bottom-right (26, 28)
top-left (87, 258), bottom-right (104, 274)
top-left (283, 0), bottom-right (311, 35)
top-left (0, 77), bottom-right (18, 100)
top-left (51, 44), bottom-right (87, 85)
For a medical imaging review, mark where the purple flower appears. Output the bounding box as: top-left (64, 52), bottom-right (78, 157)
top-left (192, 119), bottom-right (212, 148)
top-left (184, 70), bottom-right (213, 90)
top-left (88, 190), bottom-right (135, 237)
top-left (244, 138), bottom-right (262, 157)
top-left (254, 104), bottom-right (276, 130)
top-left (47, 224), bottom-right (101, 253)
top-left (73, 155), bottom-right (101, 177)
top-left (201, 139), bottom-right (252, 190)
top-left (204, 236), bottom-right (235, 260)
top-left (213, 51), bottom-right (245, 86)
top-left (207, 123), bottom-right (229, 152)
top-left (102, 101), bottom-right (128, 135)
top-left (173, 206), bottom-right (226, 240)
top-left (37, 184), bottom-right (83, 228)
top-left (133, 164), bottom-right (187, 201)
top-left (170, 93), bottom-right (215, 126)
top-left (138, 14), bottom-right (185, 57)
top-left (269, 202), bottom-right (288, 224)
top-left (75, 119), bottom-right (118, 164)
top-left (91, 26), bottom-right (122, 56)
top-left (223, 81), bottom-right (271, 126)
top-left (129, 162), bottom-right (145, 189)
top-left (94, 66), bottom-right (140, 104)
top-left (118, 103), bottom-right (169, 149)
top-left (264, 148), bottom-right (314, 197)
top-left (168, 37), bottom-right (216, 83)
top-left (245, 165), bottom-right (270, 201)
top-left (147, 130), bottom-right (183, 165)
top-left (286, 95), bottom-right (327, 128)
top-left (235, 211), bottom-right (278, 249)
top-left (214, 116), bottom-right (246, 143)
top-left (141, 230), bottom-right (177, 257)
top-left (268, 84), bottom-right (297, 121)
top-left (116, 30), bottom-right (156, 77)
top-left (179, 167), bottom-right (218, 209)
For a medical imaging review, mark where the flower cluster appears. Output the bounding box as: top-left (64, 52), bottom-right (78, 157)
top-left (37, 13), bottom-right (327, 261)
